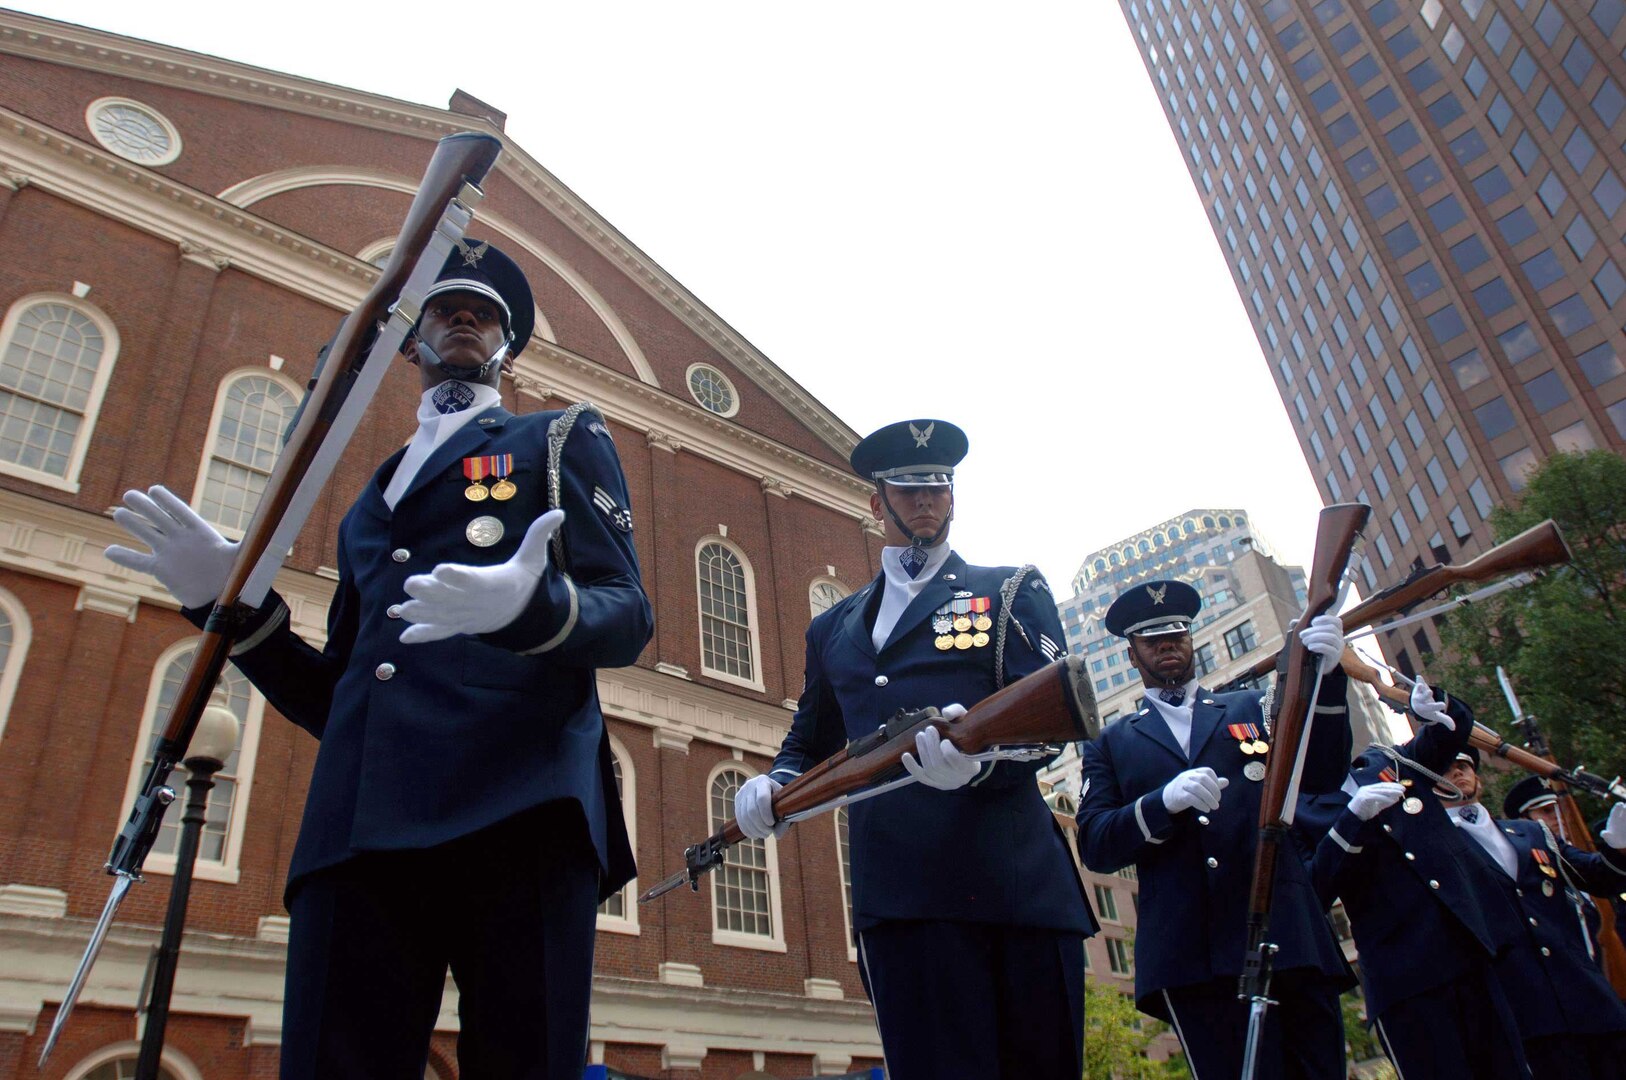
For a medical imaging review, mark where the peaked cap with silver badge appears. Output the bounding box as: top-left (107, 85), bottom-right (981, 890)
top-left (1104, 578), bottom-right (1202, 638)
top-left (849, 419), bottom-right (969, 486)
top-left (420, 238), bottom-right (536, 354)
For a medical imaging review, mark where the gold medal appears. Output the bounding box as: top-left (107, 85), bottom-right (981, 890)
top-left (935, 634), bottom-right (955, 651)
top-left (1402, 796), bottom-right (1423, 815)
top-left (490, 479), bottom-right (516, 501)
top-left (954, 632), bottom-right (973, 650)
top-left (953, 615), bottom-right (972, 632)
top-left (972, 631), bottom-right (989, 648)
top-left (465, 482), bottom-right (490, 502)
top-left (973, 614), bottom-right (993, 632)
top-left (1541, 864), bottom-right (1558, 879)
top-left (1252, 740), bottom-right (1270, 755)
top-left (1238, 740), bottom-right (1255, 756)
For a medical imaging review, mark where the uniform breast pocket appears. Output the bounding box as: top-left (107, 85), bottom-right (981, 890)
top-left (461, 637), bottom-right (538, 691)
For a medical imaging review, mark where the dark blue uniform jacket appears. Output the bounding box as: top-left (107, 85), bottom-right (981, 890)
top-left (1482, 817), bottom-right (1626, 1040)
top-left (198, 404), bottom-right (651, 903)
top-left (1304, 698), bottom-right (1520, 1018)
top-left (1076, 674), bottom-right (1353, 1014)
top-left (770, 554), bottom-right (1096, 935)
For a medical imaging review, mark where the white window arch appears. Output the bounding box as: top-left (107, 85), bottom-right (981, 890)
top-left (809, 577), bottom-right (850, 619)
top-left (191, 368), bottom-right (301, 535)
top-left (0, 585), bottom-right (32, 742)
top-left (835, 806), bottom-right (857, 961)
top-left (0, 294), bottom-right (120, 492)
top-left (63, 1041), bottom-right (199, 1080)
top-left (121, 639), bottom-right (265, 883)
top-left (596, 730), bottom-right (638, 934)
top-left (708, 762), bottom-right (785, 952)
top-left (695, 538), bottom-right (763, 690)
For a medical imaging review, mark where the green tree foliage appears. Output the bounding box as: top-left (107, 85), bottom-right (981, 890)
top-left (1434, 451), bottom-right (1626, 818)
top-left (1084, 978), bottom-right (1191, 1079)
top-left (1341, 990), bottom-right (1384, 1066)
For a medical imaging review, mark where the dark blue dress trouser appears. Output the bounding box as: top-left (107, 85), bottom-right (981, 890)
top-left (1371, 958), bottom-right (1532, 1080)
top-left (280, 803), bottom-right (600, 1080)
top-left (1161, 970), bottom-right (1345, 1080)
top-left (856, 919), bottom-right (1085, 1080)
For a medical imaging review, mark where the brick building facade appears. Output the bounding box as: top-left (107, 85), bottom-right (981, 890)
top-left (0, 11), bottom-right (898, 1078)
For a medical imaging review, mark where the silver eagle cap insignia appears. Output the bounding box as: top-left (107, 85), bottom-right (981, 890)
top-left (1146, 583), bottom-right (1167, 605)
top-left (456, 239), bottom-right (489, 267)
top-left (909, 421), bottom-right (934, 448)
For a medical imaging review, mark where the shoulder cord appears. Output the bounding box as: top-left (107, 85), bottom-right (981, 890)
top-left (545, 401), bottom-right (602, 570)
top-left (993, 565), bottom-right (1036, 690)
top-left (1365, 741), bottom-right (1464, 801)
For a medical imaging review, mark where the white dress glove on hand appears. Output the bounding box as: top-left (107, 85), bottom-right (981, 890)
top-left (735, 774), bottom-right (787, 840)
top-left (1161, 767), bottom-right (1229, 814)
top-left (398, 510), bottom-right (563, 644)
top-left (901, 723), bottom-right (980, 791)
top-left (1298, 613), bottom-right (1346, 675)
top-left (1409, 677), bottom-right (1455, 730)
top-left (1601, 803), bottom-right (1626, 850)
top-left (105, 486), bottom-right (238, 609)
top-left (1349, 781), bottom-right (1406, 821)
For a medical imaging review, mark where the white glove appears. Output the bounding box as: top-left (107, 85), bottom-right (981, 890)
top-left (1298, 613), bottom-right (1346, 675)
top-left (398, 510), bottom-right (563, 644)
top-left (1161, 767), bottom-right (1229, 814)
top-left (1601, 803), bottom-right (1626, 850)
top-left (1409, 677), bottom-right (1455, 730)
top-left (1348, 781), bottom-right (1406, 821)
top-left (901, 723), bottom-right (980, 791)
top-left (105, 486), bottom-right (238, 609)
top-left (735, 774), bottom-right (787, 840)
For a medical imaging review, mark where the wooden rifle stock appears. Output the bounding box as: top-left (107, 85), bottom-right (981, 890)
top-left (640, 654), bottom-right (1099, 902)
top-left (1234, 519), bottom-right (1572, 685)
top-left (1241, 503), bottom-right (1370, 1002)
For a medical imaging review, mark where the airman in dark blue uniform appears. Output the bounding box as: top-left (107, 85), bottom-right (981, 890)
top-left (109, 241), bottom-right (651, 1079)
top-left (1075, 579), bottom-right (1353, 1080)
top-left (736, 420), bottom-right (1096, 1080)
top-left (1304, 692), bottom-right (1532, 1080)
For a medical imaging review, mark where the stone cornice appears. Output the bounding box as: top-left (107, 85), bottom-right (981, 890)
top-left (0, 107), bottom-right (870, 517)
top-left (0, 9), bottom-right (861, 460)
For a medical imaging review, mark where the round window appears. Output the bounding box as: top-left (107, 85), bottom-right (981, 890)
top-left (85, 98), bottom-right (182, 166)
top-left (686, 364), bottom-right (739, 417)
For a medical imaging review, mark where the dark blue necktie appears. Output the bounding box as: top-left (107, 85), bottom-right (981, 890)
top-left (899, 546), bottom-right (928, 579)
top-left (1160, 688), bottom-right (1185, 707)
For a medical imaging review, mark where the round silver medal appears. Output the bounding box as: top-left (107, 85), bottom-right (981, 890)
top-left (1244, 761), bottom-right (1267, 782)
top-left (1542, 879), bottom-right (1555, 897)
top-left (1402, 796), bottom-right (1424, 815)
top-left (466, 515), bottom-right (504, 547)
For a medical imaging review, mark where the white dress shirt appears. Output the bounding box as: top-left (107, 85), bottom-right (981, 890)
top-left (1448, 802), bottom-right (1520, 879)
top-left (1145, 676), bottom-right (1202, 758)
top-left (871, 543), bottom-right (953, 651)
top-left (382, 381), bottom-right (501, 510)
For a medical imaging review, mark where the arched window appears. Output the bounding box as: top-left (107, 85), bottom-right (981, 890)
top-left (1218, 515), bottom-right (1232, 528)
top-left (0, 586), bottom-right (32, 742)
top-left (122, 640), bottom-right (264, 882)
top-left (596, 733), bottom-right (638, 933)
top-left (194, 371), bottom-right (300, 534)
top-left (1093, 558), bottom-right (1107, 574)
top-left (1168, 528), bottom-right (1181, 543)
top-left (1184, 520), bottom-right (1197, 535)
top-left (696, 540), bottom-right (761, 689)
top-left (809, 578), bottom-right (849, 618)
top-left (835, 806), bottom-right (857, 961)
top-left (0, 295), bottom-right (119, 491)
top-left (1203, 515), bottom-right (1217, 528)
top-left (63, 1042), bottom-right (198, 1080)
top-left (708, 765), bottom-right (784, 950)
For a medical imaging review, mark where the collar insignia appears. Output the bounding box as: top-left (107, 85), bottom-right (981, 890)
top-left (1147, 583), bottom-right (1168, 605)
top-left (909, 421), bottom-right (935, 448)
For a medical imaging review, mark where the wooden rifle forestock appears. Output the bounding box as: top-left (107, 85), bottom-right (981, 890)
top-left (1237, 519), bottom-right (1572, 685)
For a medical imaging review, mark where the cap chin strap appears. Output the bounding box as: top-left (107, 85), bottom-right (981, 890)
top-left (413, 335), bottom-right (510, 382)
top-left (878, 483), bottom-right (953, 549)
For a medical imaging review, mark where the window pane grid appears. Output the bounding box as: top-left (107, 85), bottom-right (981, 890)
top-left (202, 377), bottom-right (297, 532)
top-left (598, 756), bottom-right (627, 917)
top-left (0, 303), bottom-right (103, 478)
top-left (698, 543), bottom-right (754, 680)
top-left (710, 770), bottom-right (773, 937)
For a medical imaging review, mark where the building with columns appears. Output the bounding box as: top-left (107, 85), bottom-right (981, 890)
top-left (0, 10), bottom-right (893, 1078)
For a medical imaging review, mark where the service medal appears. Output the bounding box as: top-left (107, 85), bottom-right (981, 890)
top-left (933, 614), bottom-right (953, 634)
top-left (935, 634), bottom-right (956, 651)
top-left (488, 453), bottom-right (516, 500)
top-left (1542, 880), bottom-right (1555, 896)
top-left (466, 515), bottom-right (504, 547)
top-left (954, 632), bottom-right (973, 650)
top-left (972, 631), bottom-right (989, 648)
top-left (973, 614), bottom-right (993, 632)
top-left (1402, 796), bottom-right (1424, 815)
top-left (490, 479), bottom-right (517, 501)
top-left (1244, 761), bottom-right (1267, 782)
top-left (465, 483), bottom-right (490, 501)
top-left (463, 454), bottom-right (493, 501)
top-left (1251, 740), bottom-right (1270, 755)
top-left (953, 615), bottom-right (972, 633)
top-left (969, 597), bottom-right (992, 633)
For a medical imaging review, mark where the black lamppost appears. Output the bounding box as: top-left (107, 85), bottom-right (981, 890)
top-left (134, 700), bottom-right (238, 1080)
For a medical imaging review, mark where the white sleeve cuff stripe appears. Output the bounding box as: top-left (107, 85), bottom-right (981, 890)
top-left (1135, 795), bottom-right (1165, 845)
top-left (1313, 705), bottom-right (1348, 714)
top-left (231, 601), bottom-right (288, 656)
top-left (522, 575), bottom-right (579, 655)
top-left (1329, 826), bottom-right (1362, 854)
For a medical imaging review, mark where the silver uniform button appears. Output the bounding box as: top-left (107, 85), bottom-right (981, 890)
top-left (1206, 857), bottom-right (1218, 869)
top-left (1382, 824), bottom-right (1393, 833)
top-left (1197, 815), bottom-right (1211, 825)
top-left (392, 548), bottom-right (410, 563)
top-left (875, 675), bottom-right (889, 687)
top-left (376, 663), bottom-right (396, 680)
top-left (386, 604), bottom-right (403, 619)
top-left (1541, 947), bottom-right (1551, 957)
top-left (1528, 917), bottom-right (1539, 927)
top-left (1429, 880), bottom-right (1440, 890)
top-left (1404, 852), bottom-right (1416, 861)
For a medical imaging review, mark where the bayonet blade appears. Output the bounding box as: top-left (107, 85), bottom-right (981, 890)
top-left (638, 870), bottom-right (694, 904)
top-left (1496, 665), bottom-right (1526, 726)
top-left (39, 874), bottom-right (134, 1067)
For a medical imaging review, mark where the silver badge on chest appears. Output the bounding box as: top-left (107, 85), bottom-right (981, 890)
top-left (466, 515), bottom-right (504, 548)
top-left (1244, 761), bottom-right (1267, 782)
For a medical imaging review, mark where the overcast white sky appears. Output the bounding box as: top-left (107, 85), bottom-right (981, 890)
top-left (19, 0), bottom-right (1331, 596)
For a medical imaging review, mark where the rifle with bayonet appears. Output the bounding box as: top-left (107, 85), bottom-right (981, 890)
top-left (1224, 519), bottom-right (1572, 690)
top-left (39, 130), bottom-right (504, 1067)
top-left (639, 652), bottom-right (1100, 903)
top-left (1239, 501), bottom-right (1371, 1080)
